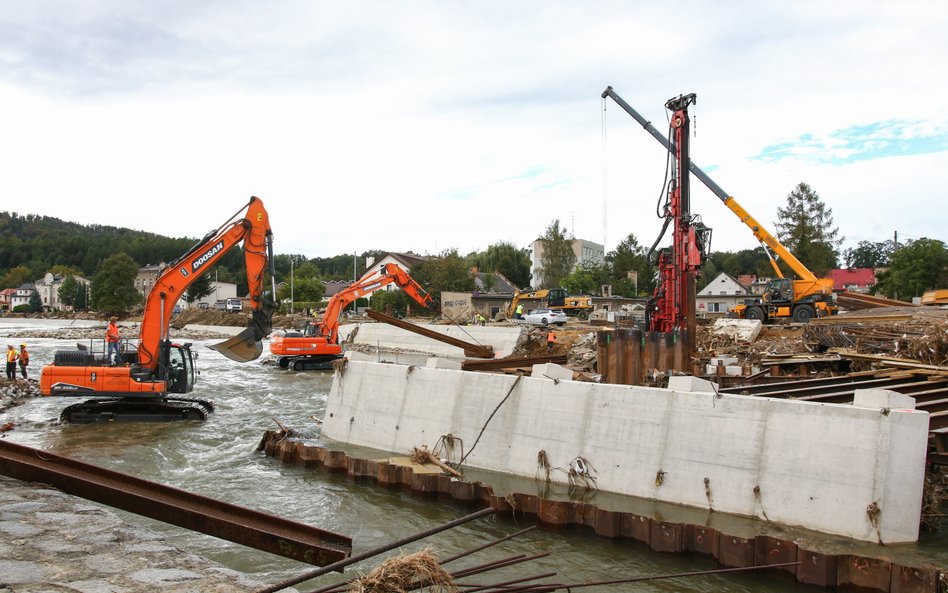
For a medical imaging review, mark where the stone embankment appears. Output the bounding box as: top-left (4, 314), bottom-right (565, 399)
top-left (0, 381), bottom-right (266, 592)
top-left (0, 476), bottom-right (262, 593)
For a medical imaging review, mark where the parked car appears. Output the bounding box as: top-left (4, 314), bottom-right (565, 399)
top-left (523, 308), bottom-right (567, 326)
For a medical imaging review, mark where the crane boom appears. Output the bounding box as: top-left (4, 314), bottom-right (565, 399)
top-left (601, 86), bottom-right (817, 283)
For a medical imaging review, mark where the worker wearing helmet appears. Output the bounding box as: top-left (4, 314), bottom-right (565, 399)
top-left (18, 344), bottom-right (29, 379)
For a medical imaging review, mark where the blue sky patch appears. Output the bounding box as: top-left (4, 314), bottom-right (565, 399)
top-left (753, 120), bottom-right (948, 165)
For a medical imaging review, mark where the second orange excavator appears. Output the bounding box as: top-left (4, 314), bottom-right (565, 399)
top-left (270, 263), bottom-right (436, 370)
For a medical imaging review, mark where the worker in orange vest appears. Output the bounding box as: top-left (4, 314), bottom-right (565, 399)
top-left (5, 345), bottom-right (17, 380)
top-left (546, 330), bottom-right (556, 352)
top-left (18, 343), bottom-right (29, 379)
top-left (106, 316), bottom-right (121, 365)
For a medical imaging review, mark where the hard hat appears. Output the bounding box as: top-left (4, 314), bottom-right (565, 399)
top-left (20, 344), bottom-right (26, 348)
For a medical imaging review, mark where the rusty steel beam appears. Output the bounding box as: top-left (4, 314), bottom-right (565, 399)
top-left (365, 309), bottom-right (494, 358)
top-left (462, 354), bottom-right (567, 371)
top-left (0, 439), bottom-right (351, 566)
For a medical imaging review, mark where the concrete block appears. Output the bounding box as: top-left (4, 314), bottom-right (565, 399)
top-left (712, 318), bottom-right (762, 342)
top-left (425, 357), bottom-right (462, 370)
top-left (852, 389), bottom-right (916, 411)
top-left (710, 356), bottom-right (739, 366)
top-left (531, 363), bottom-right (573, 382)
top-left (667, 375), bottom-right (717, 393)
top-left (323, 360), bottom-right (930, 543)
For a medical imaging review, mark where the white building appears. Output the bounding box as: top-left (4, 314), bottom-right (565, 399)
top-left (188, 281), bottom-right (238, 308)
top-left (354, 252), bottom-right (429, 300)
top-left (528, 238), bottom-right (604, 290)
top-left (696, 272), bottom-right (754, 314)
top-left (11, 284), bottom-right (34, 310)
top-left (33, 273), bottom-right (91, 311)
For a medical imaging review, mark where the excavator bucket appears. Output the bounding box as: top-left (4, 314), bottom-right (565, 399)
top-left (209, 298), bottom-right (276, 363)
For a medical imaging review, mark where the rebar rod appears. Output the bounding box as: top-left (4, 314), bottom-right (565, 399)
top-left (259, 506), bottom-right (495, 593)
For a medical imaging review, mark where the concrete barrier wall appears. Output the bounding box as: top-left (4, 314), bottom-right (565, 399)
top-left (338, 323), bottom-right (521, 358)
top-left (322, 361), bottom-right (929, 543)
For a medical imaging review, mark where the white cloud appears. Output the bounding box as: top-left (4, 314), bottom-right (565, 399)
top-left (0, 0), bottom-right (945, 262)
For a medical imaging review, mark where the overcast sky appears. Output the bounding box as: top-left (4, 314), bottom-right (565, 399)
top-left (1, 1), bottom-right (945, 261)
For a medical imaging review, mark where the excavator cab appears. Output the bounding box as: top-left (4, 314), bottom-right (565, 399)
top-left (163, 343), bottom-right (195, 394)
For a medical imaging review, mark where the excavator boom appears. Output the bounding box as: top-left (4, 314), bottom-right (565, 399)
top-left (270, 263), bottom-right (436, 370)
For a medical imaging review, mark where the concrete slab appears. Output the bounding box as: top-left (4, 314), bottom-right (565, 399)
top-left (338, 322), bottom-right (521, 359)
top-left (712, 318), bottom-right (762, 342)
top-left (323, 361), bottom-right (930, 543)
top-left (531, 363), bottom-right (573, 382)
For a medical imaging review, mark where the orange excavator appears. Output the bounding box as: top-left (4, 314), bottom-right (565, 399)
top-left (270, 262), bottom-right (436, 370)
top-left (40, 196), bottom-right (277, 423)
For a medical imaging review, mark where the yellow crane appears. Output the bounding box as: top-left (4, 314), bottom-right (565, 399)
top-left (602, 86), bottom-right (837, 323)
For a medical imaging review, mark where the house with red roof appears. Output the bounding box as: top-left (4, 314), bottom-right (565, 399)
top-left (829, 268), bottom-right (877, 293)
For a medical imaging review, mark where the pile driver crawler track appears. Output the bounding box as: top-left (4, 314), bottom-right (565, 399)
top-left (60, 395), bottom-right (216, 423)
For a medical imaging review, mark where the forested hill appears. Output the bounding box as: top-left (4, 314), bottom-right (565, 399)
top-left (0, 211), bottom-right (232, 280)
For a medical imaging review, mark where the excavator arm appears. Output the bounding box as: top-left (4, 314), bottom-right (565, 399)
top-left (601, 86), bottom-right (817, 283)
top-left (315, 263), bottom-right (435, 344)
top-left (140, 196), bottom-right (276, 367)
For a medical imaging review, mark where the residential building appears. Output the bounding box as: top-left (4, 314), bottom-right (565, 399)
top-left (136, 263), bottom-right (167, 297)
top-left (529, 238), bottom-right (605, 290)
top-left (11, 284), bottom-right (35, 310)
top-left (355, 252), bottom-right (429, 299)
top-left (829, 268), bottom-right (876, 293)
top-left (0, 288), bottom-right (16, 311)
top-left (33, 273), bottom-right (91, 311)
top-left (696, 272), bottom-right (754, 314)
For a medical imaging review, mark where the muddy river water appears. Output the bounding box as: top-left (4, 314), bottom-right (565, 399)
top-left (1, 318), bottom-right (944, 592)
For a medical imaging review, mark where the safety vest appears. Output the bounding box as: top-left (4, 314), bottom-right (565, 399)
top-left (19, 350), bottom-right (28, 364)
top-left (516, 304), bottom-right (523, 313)
top-left (106, 323), bottom-right (120, 343)
top-left (547, 332), bottom-right (556, 343)
top-left (6, 349), bottom-right (17, 363)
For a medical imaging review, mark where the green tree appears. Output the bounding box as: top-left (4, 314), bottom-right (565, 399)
top-left (411, 249), bottom-right (475, 302)
top-left (607, 233), bottom-right (655, 297)
top-left (774, 183), bottom-right (842, 276)
top-left (74, 280), bottom-right (89, 310)
top-left (28, 289), bottom-right (42, 313)
top-left (184, 273), bottom-right (214, 304)
top-left (2, 265), bottom-right (33, 288)
top-left (49, 264), bottom-right (82, 277)
top-left (467, 242), bottom-right (531, 289)
top-left (843, 240), bottom-right (892, 268)
top-left (874, 238), bottom-right (948, 299)
top-left (58, 276), bottom-right (79, 309)
top-left (369, 289), bottom-right (411, 316)
top-left (292, 276), bottom-right (326, 302)
top-left (90, 253), bottom-right (141, 314)
top-left (537, 220), bottom-right (576, 289)
top-left (561, 265), bottom-right (599, 295)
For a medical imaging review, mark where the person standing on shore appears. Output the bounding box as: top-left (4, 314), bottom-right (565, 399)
top-left (18, 344), bottom-right (29, 379)
top-left (106, 317), bottom-right (121, 365)
top-left (5, 345), bottom-right (18, 380)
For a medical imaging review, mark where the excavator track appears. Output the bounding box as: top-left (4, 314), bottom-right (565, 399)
top-left (279, 355), bottom-right (341, 371)
top-left (61, 396), bottom-right (216, 424)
